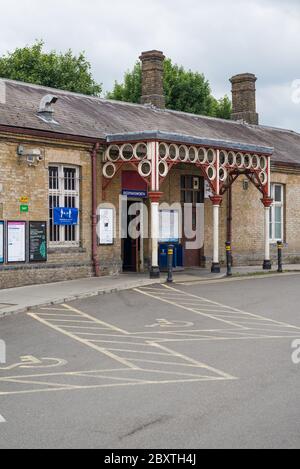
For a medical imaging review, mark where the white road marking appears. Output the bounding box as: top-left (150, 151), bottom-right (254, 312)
top-left (0, 414), bottom-right (6, 423)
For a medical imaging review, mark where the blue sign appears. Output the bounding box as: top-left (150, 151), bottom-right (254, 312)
top-left (54, 208), bottom-right (79, 226)
top-left (122, 190), bottom-right (148, 199)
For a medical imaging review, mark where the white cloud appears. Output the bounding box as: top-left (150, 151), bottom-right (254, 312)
top-left (0, 0), bottom-right (300, 130)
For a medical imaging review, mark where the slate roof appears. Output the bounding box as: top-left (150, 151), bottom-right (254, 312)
top-left (1, 78), bottom-right (300, 165)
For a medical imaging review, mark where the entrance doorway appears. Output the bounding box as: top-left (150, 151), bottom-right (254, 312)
top-left (181, 175), bottom-right (205, 267)
top-left (122, 200), bottom-right (144, 272)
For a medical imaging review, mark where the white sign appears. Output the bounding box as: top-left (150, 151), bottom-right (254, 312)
top-left (7, 221), bottom-right (26, 263)
top-left (159, 210), bottom-right (180, 242)
top-left (99, 209), bottom-right (114, 245)
top-left (0, 222), bottom-right (3, 263)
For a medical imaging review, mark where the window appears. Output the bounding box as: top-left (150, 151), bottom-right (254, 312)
top-left (49, 165), bottom-right (80, 246)
top-left (181, 176), bottom-right (204, 205)
top-left (270, 184), bottom-right (284, 241)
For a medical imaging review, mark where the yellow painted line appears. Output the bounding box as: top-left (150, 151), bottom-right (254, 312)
top-left (134, 288), bottom-right (247, 330)
top-left (88, 339), bottom-right (151, 346)
top-left (74, 373), bottom-right (147, 383)
top-left (105, 348), bottom-right (171, 356)
top-left (161, 284), bottom-right (300, 330)
top-left (27, 312), bottom-right (138, 370)
top-left (0, 377), bottom-right (227, 397)
top-left (0, 368), bottom-right (129, 381)
top-left (49, 319), bottom-right (94, 323)
top-left (37, 314), bottom-right (84, 318)
top-left (1, 377), bottom-right (81, 389)
top-left (63, 304), bottom-right (130, 335)
top-left (149, 342), bottom-right (236, 380)
top-left (60, 325), bottom-right (111, 330)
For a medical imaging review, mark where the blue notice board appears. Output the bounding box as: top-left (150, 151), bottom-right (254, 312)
top-left (54, 208), bottom-right (79, 226)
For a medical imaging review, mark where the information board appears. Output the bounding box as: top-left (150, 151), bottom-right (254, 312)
top-left (159, 210), bottom-right (180, 243)
top-left (0, 221), bottom-right (4, 263)
top-left (29, 221), bottom-right (47, 262)
top-left (7, 221), bottom-right (26, 263)
top-left (99, 209), bottom-right (114, 245)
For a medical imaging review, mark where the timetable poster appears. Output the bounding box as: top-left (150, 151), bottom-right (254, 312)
top-left (7, 221), bottom-right (26, 263)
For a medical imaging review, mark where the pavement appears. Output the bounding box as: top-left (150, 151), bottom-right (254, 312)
top-left (1, 264), bottom-right (300, 318)
top-left (0, 273), bottom-right (300, 448)
top-left (0, 274), bottom-right (161, 317)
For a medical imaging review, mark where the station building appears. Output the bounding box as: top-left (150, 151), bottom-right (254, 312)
top-left (0, 50), bottom-right (300, 289)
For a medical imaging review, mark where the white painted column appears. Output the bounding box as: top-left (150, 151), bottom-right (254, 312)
top-left (211, 196), bottom-right (222, 273)
top-left (148, 141), bottom-right (161, 278)
top-left (263, 199), bottom-right (272, 270)
top-left (149, 192), bottom-right (161, 278)
top-left (213, 205), bottom-right (220, 264)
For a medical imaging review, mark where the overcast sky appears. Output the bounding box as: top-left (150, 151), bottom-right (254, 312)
top-left (1, 0), bottom-right (300, 131)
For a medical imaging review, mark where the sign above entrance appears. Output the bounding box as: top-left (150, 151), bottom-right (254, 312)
top-left (54, 208), bottom-right (79, 226)
top-left (122, 171), bottom-right (148, 199)
top-left (122, 189), bottom-right (148, 198)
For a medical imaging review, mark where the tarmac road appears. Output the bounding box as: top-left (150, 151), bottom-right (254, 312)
top-left (0, 274), bottom-right (299, 449)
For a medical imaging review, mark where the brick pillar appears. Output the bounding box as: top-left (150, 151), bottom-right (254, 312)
top-left (230, 73), bottom-right (259, 125)
top-left (140, 50), bottom-right (165, 109)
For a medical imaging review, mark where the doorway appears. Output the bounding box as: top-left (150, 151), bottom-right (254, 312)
top-left (181, 175), bottom-right (205, 267)
top-left (122, 200), bottom-right (144, 272)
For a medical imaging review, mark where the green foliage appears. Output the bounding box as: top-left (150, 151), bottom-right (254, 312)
top-left (0, 40), bottom-right (102, 96)
top-left (106, 59), bottom-right (232, 119)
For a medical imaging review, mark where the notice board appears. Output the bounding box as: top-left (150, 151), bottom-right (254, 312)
top-left (7, 221), bottom-right (26, 263)
top-left (29, 221), bottom-right (47, 262)
top-left (99, 208), bottom-right (114, 245)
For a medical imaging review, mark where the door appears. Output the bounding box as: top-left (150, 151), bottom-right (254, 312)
top-left (181, 175), bottom-right (205, 267)
top-left (122, 200), bottom-right (142, 272)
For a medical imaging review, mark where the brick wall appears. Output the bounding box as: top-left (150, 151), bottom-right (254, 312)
top-left (0, 137), bottom-right (94, 289)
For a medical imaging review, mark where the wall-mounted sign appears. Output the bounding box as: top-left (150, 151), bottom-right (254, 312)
top-left (159, 210), bottom-right (180, 243)
top-left (54, 208), bottom-right (79, 226)
top-left (122, 190), bottom-right (148, 199)
top-left (20, 204), bottom-right (29, 213)
top-left (0, 221), bottom-right (4, 264)
top-left (99, 208), bottom-right (114, 245)
top-left (29, 221), bottom-right (47, 262)
top-left (7, 221), bottom-right (26, 263)
top-left (20, 197), bottom-right (29, 204)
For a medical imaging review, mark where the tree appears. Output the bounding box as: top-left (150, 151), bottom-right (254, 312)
top-left (107, 59), bottom-right (232, 119)
top-left (0, 40), bottom-right (102, 96)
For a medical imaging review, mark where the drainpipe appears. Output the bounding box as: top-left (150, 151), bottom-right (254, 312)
top-left (91, 142), bottom-right (100, 277)
top-left (227, 186), bottom-right (232, 244)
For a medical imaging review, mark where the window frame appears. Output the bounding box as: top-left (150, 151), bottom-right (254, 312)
top-left (269, 183), bottom-right (284, 242)
top-left (48, 164), bottom-right (80, 247)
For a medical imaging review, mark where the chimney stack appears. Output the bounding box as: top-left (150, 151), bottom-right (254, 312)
top-left (140, 50), bottom-right (165, 109)
top-left (230, 73), bottom-right (259, 125)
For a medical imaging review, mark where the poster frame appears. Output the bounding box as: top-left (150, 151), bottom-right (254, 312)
top-left (99, 208), bottom-right (114, 246)
top-left (29, 221), bottom-right (48, 263)
top-left (7, 220), bottom-right (27, 264)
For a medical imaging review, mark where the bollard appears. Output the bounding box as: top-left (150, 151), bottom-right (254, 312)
top-left (277, 241), bottom-right (284, 273)
top-left (226, 242), bottom-right (232, 277)
top-left (167, 245), bottom-right (174, 283)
